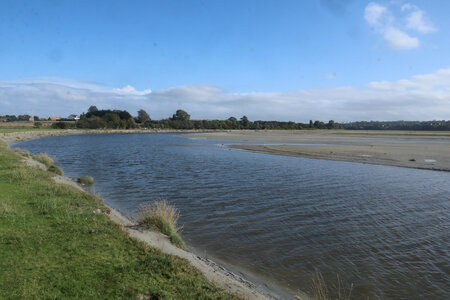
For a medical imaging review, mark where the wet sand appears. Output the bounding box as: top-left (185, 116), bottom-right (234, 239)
top-left (187, 130), bottom-right (450, 171)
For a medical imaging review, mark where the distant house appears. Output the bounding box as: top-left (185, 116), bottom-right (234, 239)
top-left (40, 118), bottom-right (46, 121)
top-left (0, 117), bottom-right (7, 122)
top-left (48, 116), bottom-right (62, 121)
top-left (67, 114), bottom-right (80, 121)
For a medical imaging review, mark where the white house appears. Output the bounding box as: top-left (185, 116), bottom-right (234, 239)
top-left (67, 114), bottom-right (80, 121)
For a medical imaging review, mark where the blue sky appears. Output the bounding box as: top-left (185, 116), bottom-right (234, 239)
top-left (1, 0), bottom-right (449, 121)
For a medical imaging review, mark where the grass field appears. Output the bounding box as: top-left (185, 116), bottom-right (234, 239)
top-left (0, 127), bottom-right (56, 134)
top-left (0, 141), bottom-right (236, 299)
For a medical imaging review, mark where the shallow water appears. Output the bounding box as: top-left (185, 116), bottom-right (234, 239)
top-left (16, 133), bottom-right (450, 299)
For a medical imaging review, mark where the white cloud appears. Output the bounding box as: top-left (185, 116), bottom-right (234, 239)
top-left (114, 85), bottom-right (152, 95)
top-left (1, 69), bottom-right (450, 122)
top-left (364, 2), bottom-right (435, 50)
top-left (364, 2), bottom-right (388, 27)
top-left (383, 26), bottom-right (419, 50)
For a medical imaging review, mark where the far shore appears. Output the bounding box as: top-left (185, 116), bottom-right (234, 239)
top-left (187, 130), bottom-right (450, 172)
top-left (0, 128), bottom-right (213, 145)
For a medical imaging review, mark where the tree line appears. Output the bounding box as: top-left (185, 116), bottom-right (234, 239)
top-left (57, 106), bottom-right (339, 130)
top-left (3, 108), bottom-right (449, 131)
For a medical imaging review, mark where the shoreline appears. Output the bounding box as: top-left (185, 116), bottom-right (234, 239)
top-left (3, 130), bottom-right (286, 300)
top-left (54, 174), bottom-right (280, 300)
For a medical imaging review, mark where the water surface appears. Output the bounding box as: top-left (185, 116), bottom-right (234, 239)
top-left (16, 133), bottom-right (450, 299)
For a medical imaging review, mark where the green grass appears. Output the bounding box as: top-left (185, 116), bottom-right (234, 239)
top-left (0, 127), bottom-right (57, 134)
top-left (137, 200), bottom-right (186, 250)
top-left (77, 175), bottom-right (94, 186)
top-left (0, 141), bottom-right (235, 299)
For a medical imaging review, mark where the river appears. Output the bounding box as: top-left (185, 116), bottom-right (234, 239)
top-left (15, 133), bottom-right (450, 299)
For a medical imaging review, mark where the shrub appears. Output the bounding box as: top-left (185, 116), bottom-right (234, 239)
top-left (31, 153), bottom-right (54, 167)
top-left (52, 121), bottom-right (74, 129)
top-left (48, 165), bottom-right (64, 176)
top-left (77, 176), bottom-right (94, 186)
top-left (136, 199), bottom-right (185, 249)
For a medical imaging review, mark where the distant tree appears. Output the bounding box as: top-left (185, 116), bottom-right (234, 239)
top-left (137, 109), bottom-right (151, 123)
top-left (172, 109), bottom-right (190, 121)
top-left (327, 120), bottom-right (335, 129)
top-left (88, 105), bottom-right (99, 113)
top-left (228, 117), bottom-right (238, 122)
top-left (240, 116), bottom-right (250, 128)
top-left (309, 120), bottom-right (313, 128)
top-left (33, 116), bottom-right (39, 121)
top-left (314, 120), bottom-right (326, 129)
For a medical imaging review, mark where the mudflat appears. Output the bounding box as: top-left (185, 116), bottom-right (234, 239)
top-left (187, 130), bottom-right (450, 171)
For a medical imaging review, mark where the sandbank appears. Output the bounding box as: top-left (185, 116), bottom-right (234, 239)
top-left (187, 130), bottom-right (450, 171)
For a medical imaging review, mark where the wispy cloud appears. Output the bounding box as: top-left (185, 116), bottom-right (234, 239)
top-left (325, 72), bottom-right (337, 80)
top-left (402, 3), bottom-right (436, 34)
top-left (1, 69), bottom-right (450, 122)
top-left (364, 2), bottom-right (435, 50)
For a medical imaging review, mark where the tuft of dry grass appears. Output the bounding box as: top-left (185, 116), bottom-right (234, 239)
top-left (13, 147), bottom-right (30, 157)
top-left (31, 153), bottom-right (54, 167)
top-left (136, 199), bottom-right (185, 249)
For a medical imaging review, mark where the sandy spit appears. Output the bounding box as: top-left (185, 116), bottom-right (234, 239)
top-left (3, 130), bottom-right (281, 300)
top-left (186, 130), bottom-right (450, 172)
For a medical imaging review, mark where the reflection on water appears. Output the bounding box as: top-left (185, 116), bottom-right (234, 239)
top-left (16, 133), bottom-right (450, 299)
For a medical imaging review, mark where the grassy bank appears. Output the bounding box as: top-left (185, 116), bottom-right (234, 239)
top-left (0, 141), bottom-right (236, 299)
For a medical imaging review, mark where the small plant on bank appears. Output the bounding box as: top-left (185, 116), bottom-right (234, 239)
top-left (31, 153), bottom-right (54, 167)
top-left (136, 199), bottom-right (186, 249)
top-left (13, 147), bottom-right (30, 157)
top-left (77, 176), bottom-right (94, 186)
top-left (48, 165), bottom-right (64, 176)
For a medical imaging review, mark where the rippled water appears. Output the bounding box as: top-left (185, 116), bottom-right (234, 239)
top-left (16, 133), bottom-right (450, 299)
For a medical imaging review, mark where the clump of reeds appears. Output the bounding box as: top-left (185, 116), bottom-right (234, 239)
top-left (31, 153), bottom-right (54, 167)
top-left (297, 271), bottom-right (353, 300)
top-left (48, 165), bottom-right (64, 176)
top-left (136, 199), bottom-right (185, 249)
top-left (77, 176), bottom-right (94, 186)
top-left (13, 147), bottom-right (30, 157)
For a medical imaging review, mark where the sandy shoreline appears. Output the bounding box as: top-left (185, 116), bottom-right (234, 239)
top-left (3, 130), bottom-right (284, 300)
top-left (53, 174), bottom-right (279, 300)
top-left (187, 130), bottom-right (450, 172)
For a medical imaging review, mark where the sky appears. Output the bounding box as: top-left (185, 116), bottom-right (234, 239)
top-left (1, 0), bottom-right (449, 122)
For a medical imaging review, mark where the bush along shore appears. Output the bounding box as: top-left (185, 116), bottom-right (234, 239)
top-left (0, 141), bottom-right (238, 299)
